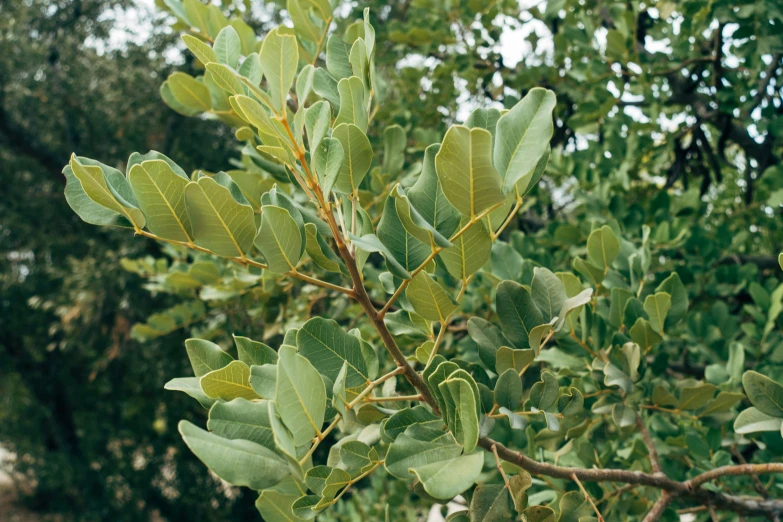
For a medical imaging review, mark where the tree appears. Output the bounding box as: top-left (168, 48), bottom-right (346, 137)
top-left (0, 1), bottom-right (259, 519)
top-left (50, 0), bottom-right (783, 520)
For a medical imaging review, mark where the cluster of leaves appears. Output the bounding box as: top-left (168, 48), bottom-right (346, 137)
top-left (58, 0), bottom-right (783, 521)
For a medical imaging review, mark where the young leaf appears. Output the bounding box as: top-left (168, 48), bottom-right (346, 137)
top-left (200, 360), bottom-right (259, 401)
top-left (213, 25), bottom-right (241, 68)
top-left (185, 338), bottom-right (233, 377)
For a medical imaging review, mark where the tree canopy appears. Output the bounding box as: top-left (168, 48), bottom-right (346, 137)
top-left (3, 0), bottom-right (783, 520)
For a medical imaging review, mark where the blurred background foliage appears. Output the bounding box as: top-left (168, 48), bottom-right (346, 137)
top-left (1, 0), bottom-right (781, 520)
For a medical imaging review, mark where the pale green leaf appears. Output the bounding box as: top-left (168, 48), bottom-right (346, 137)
top-left (493, 88), bottom-right (556, 194)
top-left (178, 420), bottom-right (289, 490)
top-left (207, 398), bottom-right (275, 450)
top-left (255, 205), bottom-right (303, 273)
top-left (260, 27), bottom-right (299, 113)
top-left (406, 272), bottom-right (459, 322)
top-left (184, 176), bottom-right (256, 257)
top-left (332, 123), bottom-right (372, 194)
top-left (435, 125), bottom-right (505, 218)
top-left (128, 160), bottom-right (192, 242)
top-left (276, 345), bottom-right (327, 446)
top-left (200, 360), bottom-right (259, 400)
top-left (409, 452), bottom-right (483, 500)
top-left (296, 317), bottom-right (370, 388)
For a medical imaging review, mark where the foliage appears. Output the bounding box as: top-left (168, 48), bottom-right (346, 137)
top-left (11, 0), bottom-right (783, 520)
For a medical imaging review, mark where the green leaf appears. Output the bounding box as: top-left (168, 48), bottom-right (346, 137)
top-left (469, 483), bottom-right (515, 522)
top-left (250, 364), bottom-right (277, 399)
top-left (182, 34), bottom-right (219, 65)
top-left (312, 137), bottom-right (344, 197)
top-left (558, 388), bottom-right (584, 416)
top-left (68, 155), bottom-right (145, 228)
top-left (255, 205), bottom-right (303, 272)
top-left (385, 426), bottom-right (462, 479)
top-left (494, 368), bottom-right (523, 410)
top-left (260, 27), bottom-right (299, 113)
top-left (734, 407), bottom-right (783, 434)
top-left (213, 25), bottom-right (241, 68)
top-left (699, 392), bottom-right (745, 417)
top-left (409, 452), bottom-right (484, 500)
top-left (64, 160), bottom-right (128, 227)
top-left (678, 383), bottom-right (717, 411)
top-left (164, 377), bottom-right (217, 409)
top-left (296, 64), bottom-right (315, 105)
top-left (268, 401), bottom-right (305, 481)
top-left (326, 35), bottom-right (352, 79)
top-left (382, 124), bottom-right (406, 177)
top-left (629, 318), bottom-right (662, 352)
top-left (495, 346), bottom-right (535, 375)
top-left (530, 371), bottom-right (558, 410)
top-left (380, 406), bottom-right (440, 442)
top-left (435, 125), bottom-right (505, 219)
top-left (200, 360), bottom-right (259, 400)
top-left (376, 194), bottom-right (430, 275)
top-left (234, 335), bottom-right (278, 366)
top-left (439, 218), bottom-right (492, 280)
top-left (559, 490), bottom-right (589, 522)
top-left (493, 88), bottom-right (556, 194)
top-left (185, 338), bottom-right (233, 377)
top-left (406, 272), bottom-right (459, 322)
top-left (305, 465), bottom-right (351, 500)
top-left (304, 100), bottom-right (331, 152)
top-left (178, 420), bottom-right (289, 490)
top-left (742, 370), bottom-right (783, 417)
top-left (165, 72), bottom-right (212, 114)
top-left (297, 317), bottom-right (370, 388)
top-left (332, 123), bottom-right (373, 194)
top-left (256, 490), bottom-right (307, 522)
top-left (205, 62), bottom-right (244, 95)
top-left (531, 267), bottom-right (567, 323)
top-left (340, 440), bottom-right (378, 471)
top-left (468, 317), bottom-right (511, 371)
top-left (465, 107), bottom-right (501, 148)
top-left (349, 233), bottom-right (412, 279)
top-left (334, 76), bottom-right (368, 132)
top-left (612, 403), bottom-right (636, 427)
top-left (313, 68), bottom-right (340, 109)
top-left (408, 144), bottom-right (461, 239)
top-left (586, 225), bottom-right (620, 272)
top-left (305, 223), bottom-right (344, 273)
top-left (207, 398), bottom-right (275, 450)
top-left (391, 184), bottom-right (452, 248)
top-left (609, 287), bottom-right (634, 328)
top-left (128, 160), bottom-right (192, 242)
top-left (522, 506), bottom-right (556, 522)
top-left (276, 345), bottom-right (327, 446)
top-left (184, 176), bottom-right (256, 257)
top-left (439, 373), bottom-right (480, 452)
top-left (495, 281), bottom-right (544, 348)
top-left (644, 292), bottom-right (671, 333)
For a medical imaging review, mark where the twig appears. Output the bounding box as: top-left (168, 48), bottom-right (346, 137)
top-left (572, 473), bottom-right (605, 521)
top-left (642, 492), bottom-right (671, 522)
top-left (636, 413), bottom-right (662, 474)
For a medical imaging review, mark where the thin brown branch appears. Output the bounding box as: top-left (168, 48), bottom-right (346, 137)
top-left (637, 413), bottom-right (661, 474)
top-left (643, 492), bottom-right (671, 522)
top-left (572, 474), bottom-right (605, 521)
